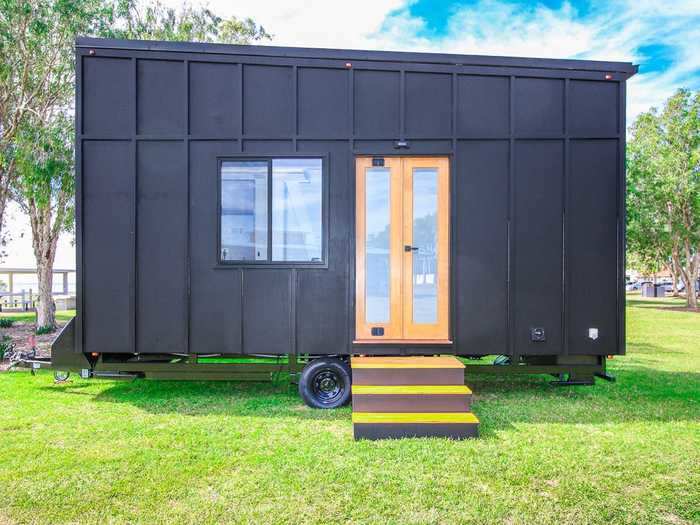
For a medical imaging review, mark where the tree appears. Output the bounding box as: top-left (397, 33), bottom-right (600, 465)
top-left (13, 114), bottom-right (73, 330)
top-left (627, 89), bottom-right (700, 308)
top-left (3, 0), bottom-right (270, 330)
top-left (0, 0), bottom-right (111, 245)
top-left (109, 0), bottom-right (270, 43)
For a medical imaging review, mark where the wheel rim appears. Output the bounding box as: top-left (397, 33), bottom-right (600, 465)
top-left (54, 371), bottom-right (70, 382)
top-left (311, 369), bottom-right (344, 405)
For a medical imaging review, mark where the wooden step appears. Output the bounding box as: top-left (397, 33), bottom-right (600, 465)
top-left (352, 412), bottom-right (479, 440)
top-left (351, 356), bottom-right (465, 386)
top-left (352, 385), bottom-right (472, 412)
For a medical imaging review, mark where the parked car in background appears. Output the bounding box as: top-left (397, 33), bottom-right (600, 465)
top-left (626, 281), bottom-right (651, 292)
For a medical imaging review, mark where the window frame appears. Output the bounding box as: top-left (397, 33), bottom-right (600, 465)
top-left (216, 154), bottom-right (329, 268)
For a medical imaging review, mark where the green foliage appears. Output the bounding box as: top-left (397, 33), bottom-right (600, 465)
top-left (109, 0), bottom-right (270, 43)
top-left (0, 334), bottom-right (11, 359)
top-left (14, 113), bottom-right (74, 231)
top-left (35, 324), bottom-right (55, 335)
top-left (0, 317), bottom-right (14, 328)
top-left (627, 89), bottom-right (700, 304)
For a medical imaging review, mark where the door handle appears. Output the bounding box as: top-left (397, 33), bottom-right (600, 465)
top-left (404, 245), bottom-right (419, 252)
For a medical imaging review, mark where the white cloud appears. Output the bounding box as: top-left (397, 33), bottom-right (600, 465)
top-left (189, 0), bottom-right (699, 123)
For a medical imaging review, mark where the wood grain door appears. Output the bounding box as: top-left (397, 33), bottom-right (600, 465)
top-left (355, 157), bottom-right (449, 342)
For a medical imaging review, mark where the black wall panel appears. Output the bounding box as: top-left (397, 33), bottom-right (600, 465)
top-left (243, 65), bottom-right (293, 136)
top-left (83, 141), bottom-right (133, 353)
top-left (455, 141), bottom-right (509, 355)
top-left (189, 141), bottom-right (243, 354)
top-left (513, 140), bottom-right (563, 355)
top-left (243, 270), bottom-right (291, 354)
top-left (296, 141), bottom-right (351, 354)
top-left (405, 72), bottom-right (452, 137)
top-left (136, 141), bottom-right (187, 354)
top-left (78, 42), bottom-right (627, 359)
top-left (82, 57), bottom-right (133, 136)
top-left (457, 75), bottom-right (509, 137)
top-left (189, 62), bottom-right (238, 136)
top-left (242, 140), bottom-right (294, 153)
top-left (569, 80), bottom-right (618, 136)
top-left (354, 70), bottom-right (400, 138)
top-left (298, 68), bottom-right (349, 137)
top-left (567, 140), bottom-right (618, 354)
top-left (514, 78), bottom-right (564, 135)
top-left (137, 60), bottom-right (185, 135)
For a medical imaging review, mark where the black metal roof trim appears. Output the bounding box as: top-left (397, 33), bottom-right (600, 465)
top-left (76, 37), bottom-right (638, 77)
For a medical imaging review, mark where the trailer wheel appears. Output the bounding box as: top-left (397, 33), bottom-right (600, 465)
top-left (54, 370), bottom-right (70, 383)
top-left (298, 358), bottom-right (351, 409)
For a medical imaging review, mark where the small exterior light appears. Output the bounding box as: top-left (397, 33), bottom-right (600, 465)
top-left (604, 73), bottom-right (613, 80)
top-left (88, 49), bottom-right (96, 56)
top-left (344, 62), bottom-right (352, 68)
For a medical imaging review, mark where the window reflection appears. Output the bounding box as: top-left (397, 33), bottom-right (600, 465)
top-left (365, 167), bottom-right (390, 323)
top-left (272, 158), bottom-right (323, 262)
top-left (220, 161), bottom-right (268, 261)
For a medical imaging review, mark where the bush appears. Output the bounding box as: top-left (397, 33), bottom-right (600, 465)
top-left (36, 325), bottom-right (55, 335)
top-left (0, 335), bottom-right (12, 360)
top-left (0, 318), bottom-right (14, 328)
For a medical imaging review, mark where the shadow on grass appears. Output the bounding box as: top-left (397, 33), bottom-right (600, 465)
top-left (626, 296), bottom-right (692, 309)
top-left (40, 360), bottom-right (700, 434)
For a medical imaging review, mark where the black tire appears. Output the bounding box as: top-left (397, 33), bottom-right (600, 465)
top-left (298, 358), bottom-right (351, 409)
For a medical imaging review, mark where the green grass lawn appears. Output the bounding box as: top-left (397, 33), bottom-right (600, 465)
top-left (0, 310), bottom-right (75, 322)
top-left (0, 298), bottom-right (698, 524)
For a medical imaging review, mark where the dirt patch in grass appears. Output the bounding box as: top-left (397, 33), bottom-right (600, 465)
top-left (1, 319), bottom-right (66, 359)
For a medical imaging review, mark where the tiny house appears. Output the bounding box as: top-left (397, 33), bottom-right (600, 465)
top-left (51, 37), bottom-right (637, 408)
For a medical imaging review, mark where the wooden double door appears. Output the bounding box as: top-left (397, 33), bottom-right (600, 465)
top-left (355, 157), bottom-right (450, 342)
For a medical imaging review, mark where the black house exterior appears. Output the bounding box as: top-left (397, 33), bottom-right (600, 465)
top-left (64, 37), bottom-right (637, 380)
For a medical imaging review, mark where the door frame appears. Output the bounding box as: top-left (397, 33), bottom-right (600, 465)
top-left (354, 155), bottom-right (451, 343)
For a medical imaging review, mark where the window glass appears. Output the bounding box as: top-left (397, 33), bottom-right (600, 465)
top-left (271, 158), bottom-right (323, 262)
top-left (220, 161), bottom-right (268, 261)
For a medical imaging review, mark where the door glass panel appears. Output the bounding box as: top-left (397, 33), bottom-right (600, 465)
top-left (365, 167), bottom-right (391, 323)
top-left (412, 167), bottom-right (438, 324)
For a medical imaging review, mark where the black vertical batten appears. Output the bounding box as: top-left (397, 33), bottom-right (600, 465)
top-left (562, 78), bottom-right (569, 356)
top-left (75, 51), bottom-right (84, 353)
top-left (618, 80), bottom-right (626, 355)
top-left (290, 268), bottom-right (297, 356)
top-left (507, 75), bottom-right (515, 359)
top-left (237, 63), bottom-right (243, 153)
top-left (450, 72), bottom-right (458, 344)
top-left (131, 57), bottom-right (138, 354)
top-left (292, 65), bottom-right (298, 151)
top-left (399, 69), bottom-right (406, 140)
top-left (184, 60), bottom-right (191, 353)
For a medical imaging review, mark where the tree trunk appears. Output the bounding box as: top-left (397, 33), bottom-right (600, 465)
top-left (686, 254), bottom-right (699, 310)
top-left (30, 203), bottom-right (60, 330)
top-left (36, 255), bottom-right (56, 328)
top-left (0, 168), bottom-right (10, 244)
top-left (677, 247), bottom-right (699, 310)
top-left (668, 261), bottom-right (680, 297)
